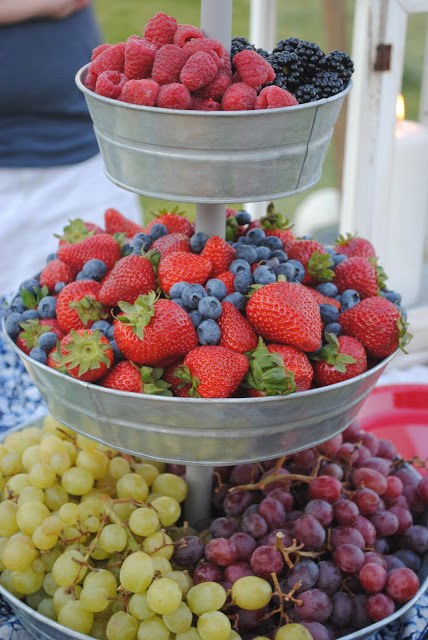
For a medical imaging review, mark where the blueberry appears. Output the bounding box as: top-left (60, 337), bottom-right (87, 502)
top-left (340, 289), bottom-right (360, 312)
top-left (306, 344), bottom-right (323, 358)
top-left (266, 257), bottom-right (280, 270)
top-left (76, 271), bottom-right (87, 280)
top-left (275, 263), bottom-right (293, 277)
top-left (271, 250), bottom-right (288, 263)
top-left (170, 281), bottom-right (189, 298)
top-left (235, 210), bottom-right (252, 225)
top-left (325, 247), bottom-right (336, 256)
top-left (109, 339), bottom-right (124, 362)
top-left (38, 296), bottom-right (57, 319)
top-left (255, 246), bottom-right (272, 261)
top-left (5, 313), bottom-right (23, 340)
top-left (332, 253), bottom-right (347, 267)
top-left (235, 245), bottom-right (258, 264)
top-left (246, 227), bottom-right (266, 246)
top-left (19, 279), bottom-right (40, 296)
top-left (38, 332), bottom-right (58, 351)
top-left (22, 309), bottom-right (40, 321)
top-left (171, 297), bottom-right (187, 309)
top-left (262, 236), bottom-right (283, 251)
top-left (29, 347), bottom-right (48, 365)
top-left (223, 292), bottom-right (245, 311)
top-left (11, 297), bottom-right (26, 314)
top-left (2, 305), bottom-right (14, 321)
top-left (198, 296), bottom-right (223, 320)
top-left (188, 310), bottom-right (202, 329)
top-left (148, 223), bottom-right (168, 240)
top-left (227, 241), bottom-right (235, 247)
top-left (253, 265), bottom-right (277, 285)
top-left (181, 284), bottom-right (206, 309)
top-left (235, 236), bottom-right (250, 245)
top-left (123, 242), bottom-right (133, 256)
top-left (190, 232), bottom-right (209, 254)
top-left (230, 259), bottom-right (251, 276)
top-left (319, 303), bottom-right (340, 325)
top-left (91, 320), bottom-right (112, 336)
top-left (46, 253), bottom-right (57, 263)
top-left (234, 271), bottom-right (254, 295)
top-left (275, 260), bottom-right (304, 282)
top-left (324, 322), bottom-right (342, 336)
top-left (316, 282), bottom-right (338, 298)
top-left (106, 325), bottom-right (116, 341)
top-left (206, 279), bottom-right (227, 300)
top-left (54, 282), bottom-right (66, 294)
top-left (197, 319), bottom-right (221, 345)
top-left (335, 294), bottom-right (342, 302)
top-left (132, 233), bottom-right (152, 253)
top-left (287, 260), bottom-right (305, 283)
top-left (381, 289), bottom-right (402, 305)
top-left (81, 259), bottom-right (107, 282)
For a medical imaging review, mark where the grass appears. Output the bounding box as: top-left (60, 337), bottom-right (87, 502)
top-left (93, 0), bottom-right (425, 225)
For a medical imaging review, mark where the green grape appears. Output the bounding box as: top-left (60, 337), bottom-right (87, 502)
top-left (116, 473), bottom-right (148, 501)
top-left (16, 500), bottom-right (50, 536)
top-left (275, 624), bottom-right (315, 640)
top-left (40, 547), bottom-right (61, 572)
top-left (21, 445), bottom-right (41, 471)
top-left (32, 524), bottom-right (58, 550)
top-left (0, 569), bottom-right (23, 599)
top-left (151, 556), bottom-right (172, 577)
top-left (139, 458), bottom-right (166, 474)
top-left (80, 584), bottom-right (111, 612)
top-left (4, 431), bottom-right (27, 455)
top-left (109, 456), bottom-right (131, 479)
top-left (42, 515), bottom-right (64, 536)
top-left (5, 473), bottom-right (31, 497)
top-left (0, 500), bottom-right (19, 536)
top-left (61, 467), bottom-right (94, 495)
top-left (137, 615), bottom-right (170, 640)
top-left (0, 537), bottom-right (9, 571)
top-left (187, 582), bottom-right (227, 616)
top-left (163, 601), bottom-right (193, 633)
top-left (197, 611), bottom-right (231, 640)
top-left (42, 571), bottom-right (59, 596)
top-left (79, 496), bottom-right (105, 521)
top-left (64, 440), bottom-right (78, 464)
top-left (1, 452), bottom-right (23, 476)
top-left (229, 632), bottom-right (243, 639)
top-left (84, 568), bottom-right (117, 597)
top-left (231, 576), bottom-right (272, 610)
top-left (57, 599), bottom-right (94, 634)
top-left (50, 452), bottom-right (71, 475)
top-left (112, 501), bottom-right (136, 520)
top-left (99, 524), bottom-right (128, 553)
top-left (91, 618), bottom-right (109, 640)
top-left (37, 597), bottom-right (56, 620)
top-left (17, 486), bottom-right (44, 505)
top-left (52, 584), bottom-right (82, 614)
top-left (176, 629), bottom-right (202, 640)
top-left (29, 463), bottom-right (56, 489)
top-left (146, 492), bottom-right (162, 504)
top-left (76, 434), bottom-right (98, 450)
top-left (120, 551), bottom-right (154, 593)
top-left (85, 516), bottom-right (100, 532)
top-left (44, 484), bottom-right (69, 510)
top-left (129, 506), bottom-right (160, 537)
top-left (106, 610), bottom-right (139, 640)
top-left (128, 593), bottom-right (156, 620)
top-left (76, 448), bottom-right (109, 479)
top-left (152, 473), bottom-right (188, 503)
top-left (151, 496), bottom-right (181, 527)
top-left (134, 463), bottom-right (160, 486)
top-left (11, 565), bottom-right (45, 595)
top-left (22, 426), bottom-right (42, 446)
top-left (166, 571), bottom-right (194, 598)
top-left (32, 557), bottom-right (45, 574)
top-left (142, 531), bottom-right (174, 559)
top-left (26, 588), bottom-right (46, 609)
top-left (40, 435), bottom-right (68, 463)
top-left (59, 502), bottom-right (80, 526)
top-left (52, 549), bottom-right (88, 587)
top-left (147, 577), bottom-right (182, 614)
top-left (2, 533), bottom-right (37, 571)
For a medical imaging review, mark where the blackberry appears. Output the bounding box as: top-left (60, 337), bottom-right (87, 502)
top-left (231, 36), bottom-right (256, 59)
top-left (273, 37), bottom-right (302, 54)
top-left (256, 47), bottom-right (271, 59)
top-left (295, 40), bottom-right (326, 78)
top-left (312, 70), bottom-right (344, 98)
top-left (294, 84), bottom-right (320, 104)
top-left (325, 49), bottom-right (354, 82)
top-left (267, 50), bottom-right (305, 90)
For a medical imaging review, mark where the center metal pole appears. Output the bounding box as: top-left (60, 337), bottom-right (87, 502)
top-left (185, 464), bottom-right (215, 525)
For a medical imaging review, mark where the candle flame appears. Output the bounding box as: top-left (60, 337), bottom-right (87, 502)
top-left (396, 94), bottom-right (405, 121)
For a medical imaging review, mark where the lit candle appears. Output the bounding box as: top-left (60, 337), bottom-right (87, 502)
top-left (382, 95), bottom-right (428, 307)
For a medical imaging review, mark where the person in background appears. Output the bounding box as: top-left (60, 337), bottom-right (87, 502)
top-left (0, 0), bottom-right (142, 295)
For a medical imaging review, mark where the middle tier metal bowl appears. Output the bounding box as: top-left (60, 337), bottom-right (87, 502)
top-left (76, 65), bottom-right (351, 203)
top-left (3, 321), bottom-right (396, 465)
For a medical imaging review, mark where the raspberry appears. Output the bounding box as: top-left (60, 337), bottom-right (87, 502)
top-left (221, 83), bottom-right (257, 111)
top-left (196, 70), bottom-right (232, 100)
top-left (151, 44), bottom-right (187, 85)
top-left (233, 49), bottom-right (276, 88)
top-left (89, 42), bottom-right (126, 76)
top-left (143, 12), bottom-right (177, 47)
top-left (180, 52), bottom-right (218, 92)
top-left (183, 38), bottom-right (220, 66)
top-left (91, 43), bottom-right (112, 61)
top-left (192, 97), bottom-right (221, 111)
top-left (255, 85), bottom-right (299, 109)
top-left (84, 70), bottom-right (97, 91)
top-left (156, 83), bottom-right (192, 110)
top-left (120, 79), bottom-right (159, 106)
top-left (173, 24), bottom-right (205, 48)
top-left (124, 36), bottom-right (157, 79)
top-left (95, 70), bottom-right (128, 99)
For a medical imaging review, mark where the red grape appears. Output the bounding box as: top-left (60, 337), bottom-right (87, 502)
top-left (334, 499), bottom-right (359, 526)
top-left (377, 438), bottom-right (397, 459)
top-left (259, 529), bottom-right (293, 548)
top-left (304, 499), bottom-right (334, 527)
top-left (260, 468), bottom-right (291, 494)
top-left (330, 591), bottom-right (353, 626)
top-left (318, 433), bottom-right (343, 457)
top-left (389, 505), bottom-right (413, 535)
top-left (354, 444), bottom-right (372, 467)
top-left (266, 487), bottom-right (294, 512)
top-left (205, 537), bottom-right (238, 566)
top-left (229, 532), bottom-right (257, 562)
top-left (352, 594), bottom-right (371, 629)
top-left (258, 497), bottom-right (286, 530)
top-left (230, 463), bottom-right (260, 485)
top-left (359, 562), bottom-right (387, 593)
top-left (336, 442), bottom-right (359, 465)
top-left (250, 545), bottom-right (283, 578)
top-left (384, 475), bottom-right (403, 499)
top-left (331, 525), bottom-right (365, 550)
top-left (353, 487), bottom-right (380, 515)
top-left (364, 456), bottom-right (392, 476)
top-left (352, 467), bottom-right (387, 495)
top-left (394, 549), bottom-right (421, 573)
top-left (290, 449), bottom-right (317, 473)
top-left (370, 511), bottom-right (399, 537)
top-left (294, 589), bottom-right (333, 623)
top-left (367, 593), bottom-right (395, 621)
top-left (417, 475), bottom-right (428, 503)
top-left (224, 561), bottom-right (254, 584)
top-left (315, 561), bottom-right (342, 596)
top-left (209, 517), bottom-right (239, 538)
top-left (386, 567), bottom-right (419, 602)
top-left (354, 514), bottom-right (377, 546)
top-left (294, 515), bottom-right (326, 550)
top-left (173, 535), bottom-right (205, 566)
top-left (308, 476), bottom-right (341, 503)
top-left (363, 551), bottom-right (387, 569)
top-left (193, 562), bottom-right (223, 584)
top-left (342, 420), bottom-right (362, 442)
top-left (319, 463), bottom-right (344, 481)
top-left (300, 620), bottom-right (331, 640)
top-left (241, 513), bottom-right (268, 539)
top-left (385, 554), bottom-right (406, 572)
top-left (333, 543), bottom-right (365, 573)
top-left (223, 489), bottom-right (254, 517)
top-left (286, 559), bottom-right (319, 594)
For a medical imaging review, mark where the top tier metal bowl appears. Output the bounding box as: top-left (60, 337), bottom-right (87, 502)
top-left (76, 66), bottom-right (351, 203)
top-left (3, 321), bottom-right (395, 465)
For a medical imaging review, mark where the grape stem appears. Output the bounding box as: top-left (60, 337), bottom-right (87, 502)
top-left (101, 495), bottom-right (140, 553)
top-left (265, 572), bottom-right (303, 625)
top-left (274, 533), bottom-right (324, 568)
top-left (229, 472), bottom-right (313, 493)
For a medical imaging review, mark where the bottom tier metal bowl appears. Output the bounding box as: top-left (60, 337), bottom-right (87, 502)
top-left (2, 322), bottom-right (397, 465)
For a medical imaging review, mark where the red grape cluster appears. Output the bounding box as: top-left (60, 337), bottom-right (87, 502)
top-left (171, 421), bottom-right (428, 640)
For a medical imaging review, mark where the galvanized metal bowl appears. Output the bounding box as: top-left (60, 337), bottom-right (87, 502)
top-left (2, 320), bottom-right (396, 465)
top-left (75, 65), bottom-right (351, 203)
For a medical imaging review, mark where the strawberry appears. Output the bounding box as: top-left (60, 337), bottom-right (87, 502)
top-left (303, 286), bottom-right (341, 311)
top-left (259, 207), bottom-right (294, 247)
top-left (47, 343), bottom-right (69, 374)
top-left (246, 281), bottom-right (322, 352)
top-left (151, 232), bottom-right (191, 259)
top-left (57, 234), bottom-right (121, 273)
top-left (333, 256), bottom-right (379, 299)
top-left (200, 235), bottom-right (236, 277)
top-left (98, 254), bottom-right (158, 307)
top-left (56, 281), bottom-right (111, 333)
top-left (266, 343), bottom-right (313, 392)
top-left (286, 239), bottom-right (334, 285)
top-left (16, 319), bottom-right (65, 355)
top-left (56, 218), bottom-right (105, 247)
top-left (114, 293), bottom-right (198, 366)
top-left (162, 361), bottom-right (191, 397)
top-left (244, 337), bottom-right (297, 397)
top-left (100, 361), bottom-right (172, 395)
top-left (334, 233), bottom-right (376, 259)
top-left (217, 301), bottom-right (258, 353)
top-left (312, 333), bottom-right (367, 387)
top-left (216, 271), bottom-right (235, 296)
top-left (104, 207), bottom-right (145, 238)
top-left (339, 297), bottom-right (411, 360)
top-left (146, 206), bottom-right (193, 237)
top-left (39, 260), bottom-right (76, 293)
top-left (173, 345), bottom-right (249, 398)
top-left (158, 251), bottom-right (212, 295)
top-left (59, 329), bottom-right (113, 382)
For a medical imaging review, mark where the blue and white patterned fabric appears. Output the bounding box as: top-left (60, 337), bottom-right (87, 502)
top-left (0, 297), bottom-right (428, 639)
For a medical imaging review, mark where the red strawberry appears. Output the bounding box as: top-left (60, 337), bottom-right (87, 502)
top-left (47, 343), bottom-right (69, 374)
top-left (286, 239), bottom-right (334, 285)
top-left (98, 255), bottom-right (157, 307)
top-left (158, 252), bottom-right (212, 295)
top-left (57, 234), bottom-right (121, 272)
top-left (334, 233), bottom-right (376, 259)
top-left (173, 345), bottom-right (249, 398)
top-left (334, 256), bottom-right (379, 299)
top-left (104, 208), bottom-right (145, 238)
top-left (16, 319), bottom-right (65, 355)
top-left (339, 297), bottom-right (410, 360)
top-left (114, 293), bottom-right (198, 366)
top-left (39, 260), bottom-right (76, 293)
top-left (200, 235), bottom-right (236, 277)
top-left (163, 361), bottom-right (191, 397)
top-left (312, 334), bottom-right (367, 387)
top-left (303, 286), bottom-right (341, 311)
top-left (216, 271), bottom-right (235, 296)
top-left (246, 281), bottom-right (322, 352)
top-left (59, 329), bottom-right (113, 382)
top-left (56, 219), bottom-right (105, 247)
top-left (100, 361), bottom-right (172, 395)
top-left (146, 207), bottom-right (193, 237)
top-left (266, 343), bottom-right (313, 392)
top-left (217, 302), bottom-right (258, 353)
top-left (244, 338), bottom-right (297, 397)
top-left (151, 232), bottom-right (191, 259)
top-left (259, 209), bottom-right (294, 247)
top-left (56, 281), bottom-right (111, 333)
